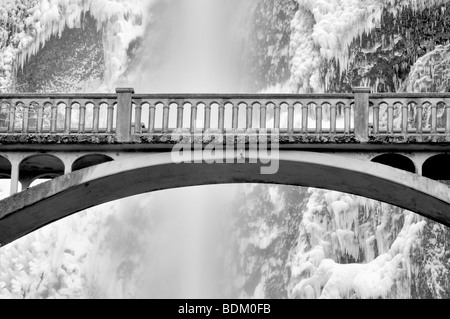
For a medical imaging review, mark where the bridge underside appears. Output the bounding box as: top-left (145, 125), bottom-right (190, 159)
top-left (1, 151), bottom-right (450, 247)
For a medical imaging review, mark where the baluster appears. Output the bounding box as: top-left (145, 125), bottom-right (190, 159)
top-left (22, 102), bottom-right (29, 133)
top-left (79, 103), bottom-right (86, 134)
top-left (93, 102), bottom-right (100, 133)
top-left (431, 102), bottom-right (437, 134)
top-left (274, 102), bottom-right (281, 129)
top-left (402, 103), bottom-right (409, 135)
top-left (373, 103), bottom-right (380, 135)
top-left (191, 103), bottom-right (198, 132)
top-left (232, 103), bottom-right (239, 130)
top-left (330, 103), bottom-right (337, 134)
top-left (218, 102), bottom-right (225, 132)
top-left (8, 101), bottom-right (15, 133)
top-left (246, 103), bottom-right (253, 130)
top-left (446, 103), bottom-right (450, 136)
top-left (416, 103), bottom-right (423, 134)
top-left (162, 103), bottom-right (170, 132)
top-left (344, 103), bottom-right (351, 134)
top-left (302, 103), bottom-right (308, 134)
top-left (176, 103), bottom-right (184, 129)
top-left (387, 103), bottom-right (394, 134)
top-left (106, 101), bottom-right (114, 133)
top-left (50, 102), bottom-right (57, 133)
top-left (204, 103), bottom-right (211, 131)
top-left (135, 102), bottom-right (142, 134)
top-left (64, 101), bottom-right (72, 134)
top-left (316, 103), bottom-right (323, 134)
top-left (148, 103), bottom-right (156, 133)
top-left (260, 103), bottom-right (267, 129)
top-left (37, 103), bottom-right (44, 133)
top-left (287, 103), bottom-right (294, 135)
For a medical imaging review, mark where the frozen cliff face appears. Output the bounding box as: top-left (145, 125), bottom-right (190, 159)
top-left (15, 13), bottom-right (104, 93)
top-left (231, 185), bottom-right (450, 299)
top-left (408, 44), bottom-right (450, 93)
top-left (0, 0), bottom-right (149, 92)
top-left (289, 0), bottom-right (450, 93)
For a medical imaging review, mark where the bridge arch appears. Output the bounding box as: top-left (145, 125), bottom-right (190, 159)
top-left (72, 154), bottom-right (114, 172)
top-left (423, 154), bottom-right (450, 180)
top-left (371, 154), bottom-right (416, 173)
top-left (1, 151), bottom-right (450, 247)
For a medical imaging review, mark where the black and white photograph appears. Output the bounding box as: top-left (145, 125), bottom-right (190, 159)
top-left (0, 0), bottom-right (450, 302)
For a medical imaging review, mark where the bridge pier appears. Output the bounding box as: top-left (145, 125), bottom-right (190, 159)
top-left (9, 161), bottom-right (19, 195)
top-left (353, 87), bottom-right (371, 142)
top-left (116, 88), bottom-right (135, 143)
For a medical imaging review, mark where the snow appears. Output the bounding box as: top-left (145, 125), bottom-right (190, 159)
top-left (408, 44), bottom-right (450, 92)
top-left (289, 0), bottom-right (450, 92)
top-left (288, 188), bottom-right (427, 299)
top-left (1, 0), bottom-right (152, 92)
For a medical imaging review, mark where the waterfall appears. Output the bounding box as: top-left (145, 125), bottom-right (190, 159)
top-left (1, 0), bottom-right (450, 299)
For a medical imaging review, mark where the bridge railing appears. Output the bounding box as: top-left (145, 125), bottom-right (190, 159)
top-left (0, 93), bottom-right (118, 135)
top-left (131, 92), bottom-right (355, 134)
top-left (369, 93), bottom-right (450, 137)
top-left (2, 88), bottom-right (450, 142)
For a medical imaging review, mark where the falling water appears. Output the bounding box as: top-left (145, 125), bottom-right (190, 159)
top-left (98, 0), bottom-right (254, 298)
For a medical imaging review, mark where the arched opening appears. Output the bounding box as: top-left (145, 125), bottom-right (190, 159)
top-left (0, 156), bottom-right (12, 198)
top-left (72, 154), bottom-right (114, 172)
top-left (371, 154), bottom-right (416, 173)
top-left (19, 154), bottom-right (65, 187)
top-left (423, 154), bottom-right (450, 180)
top-left (0, 156), bottom-right (11, 178)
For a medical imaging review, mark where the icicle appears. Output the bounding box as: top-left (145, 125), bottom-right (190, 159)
top-left (1, 0), bottom-right (149, 92)
top-left (289, 0), bottom-right (450, 93)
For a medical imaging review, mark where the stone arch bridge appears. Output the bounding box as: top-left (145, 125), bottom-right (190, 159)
top-left (1, 87), bottom-right (450, 246)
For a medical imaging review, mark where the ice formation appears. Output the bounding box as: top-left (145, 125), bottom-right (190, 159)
top-left (289, 0), bottom-right (450, 92)
top-left (288, 188), bottom-right (426, 299)
top-left (407, 44), bottom-right (450, 92)
top-left (0, 0), bottom-right (150, 92)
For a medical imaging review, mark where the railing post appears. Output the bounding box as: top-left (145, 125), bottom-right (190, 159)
top-left (316, 103), bottom-right (323, 134)
top-left (287, 103), bottom-right (294, 135)
top-left (135, 100), bottom-right (142, 134)
top-left (246, 103), bottom-right (253, 130)
top-left (204, 103), bottom-right (211, 131)
top-left (446, 104), bottom-right (450, 141)
top-left (373, 103), bottom-right (380, 135)
top-left (218, 103), bottom-right (225, 132)
top-left (8, 102), bottom-right (15, 133)
top-left (274, 103), bottom-right (281, 129)
top-left (353, 87), bottom-right (371, 142)
top-left (190, 103), bottom-right (198, 133)
top-left (93, 102), bottom-right (100, 133)
top-left (402, 103), bottom-right (409, 135)
top-left (148, 104), bottom-right (156, 133)
top-left (64, 101), bottom-right (72, 134)
top-left (116, 88), bottom-right (135, 142)
top-left (22, 102), bottom-right (29, 133)
top-left (330, 103), bottom-right (337, 135)
top-left (260, 103), bottom-right (267, 129)
top-left (79, 103), bottom-right (86, 134)
top-left (50, 102), bottom-right (57, 133)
